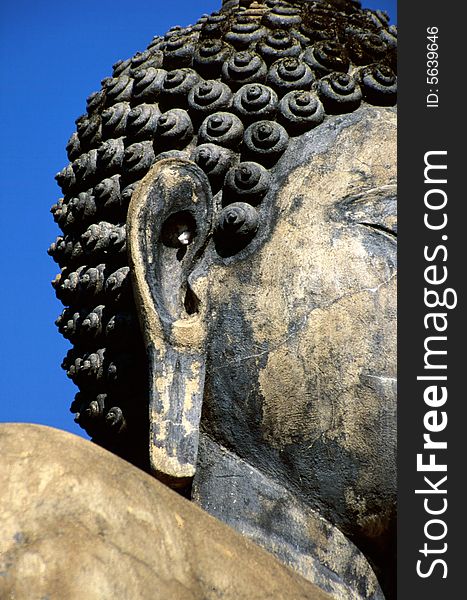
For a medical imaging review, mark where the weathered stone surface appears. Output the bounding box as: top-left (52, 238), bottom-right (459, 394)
top-left (194, 435), bottom-right (385, 600)
top-left (48, 1), bottom-right (397, 597)
top-left (198, 104), bottom-right (396, 553)
top-left (194, 105), bottom-right (396, 597)
top-left (0, 423), bottom-right (331, 600)
top-left (49, 0), bottom-right (397, 469)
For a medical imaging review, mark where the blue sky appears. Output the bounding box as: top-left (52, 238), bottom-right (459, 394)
top-left (0, 0), bottom-right (396, 440)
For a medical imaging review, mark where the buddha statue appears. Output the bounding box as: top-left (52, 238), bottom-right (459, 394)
top-left (49, 1), bottom-right (397, 598)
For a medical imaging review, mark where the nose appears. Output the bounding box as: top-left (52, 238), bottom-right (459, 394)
top-left (127, 157), bottom-right (213, 490)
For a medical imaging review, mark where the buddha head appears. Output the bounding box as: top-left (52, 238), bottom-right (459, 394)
top-left (50, 0), bottom-right (396, 595)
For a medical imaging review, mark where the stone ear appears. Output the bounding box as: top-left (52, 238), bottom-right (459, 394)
top-left (127, 157), bottom-right (213, 490)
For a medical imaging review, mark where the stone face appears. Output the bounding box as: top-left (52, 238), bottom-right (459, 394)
top-left (49, 0), bottom-right (397, 470)
top-left (0, 423), bottom-right (331, 600)
top-left (198, 106), bottom-right (397, 583)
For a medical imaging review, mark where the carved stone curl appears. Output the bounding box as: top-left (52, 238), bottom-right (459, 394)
top-left (188, 80), bottom-right (233, 116)
top-left (130, 49), bottom-right (163, 73)
top-left (94, 175), bottom-right (123, 219)
top-left (161, 68), bottom-right (200, 105)
top-left (193, 39), bottom-right (233, 78)
top-left (106, 406), bottom-right (127, 434)
top-left (86, 89), bottom-right (106, 115)
top-left (155, 109), bottom-right (194, 151)
top-left (225, 21), bottom-right (266, 49)
top-left (215, 201), bottom-right (259, 256)
top-left (81, 222), bottom-right (127, 261)
top-left (96, 138), bottom-right (125, 176)
top-left (48, 236), bottom-right (84, 268)
top-left (222, 51), bottom-right (268, 88)
top-left (279, 90), bottom-right (325, 133)
top-left (124, 142), bottom-right (156, 180)
top-left (359, 63), bottom-right (397, 106)
top-left (191, 143), bottom-right (236, 185)
top-left (243, 120), bottom-right (289, 166)
top-left (104, 75), bottom-right (133, 106)
top-left (318, 72), bottom-right (362, 114)
top-left (232, 84), bottom-right (278, 122)
top-left (67, 192), bottom-right (98, 230)
top-left (349, 32), bottom-right (388, 66)
top-left (262, 4), bottom-right (301, 29)
top-left (101, 103), bottom-right (130, 140)
top-left (72, 149), bottom-right (98, 188)
top-left (163, 34), bottom-right (197, 69)
top-left (303, 40), bottom-right (350, 75)
top-left (223, 161), bottom-right (270, 205)
top-left (132, 67), bottom-right (167, 103)
top-left (76, 114), bottom-right (102, 150)
top-left (198, 112), bottom-right (244, 149)
top-left (55, 164), bottom-right (76, 194)
top-left (127, 104), bottom-right (161, 142)
top-left (257, 30), bottom-right (302, 63)
top-left (266, 57), bottom-right (314, 95)
top-left (66, 132), bottom-right (81, 161)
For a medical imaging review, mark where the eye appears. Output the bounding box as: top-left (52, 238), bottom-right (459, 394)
top-left (336, 184), bottom-right (397, 240)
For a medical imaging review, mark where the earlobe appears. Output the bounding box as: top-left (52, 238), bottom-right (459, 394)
top-left (127, 157), bottom-right (213, 490)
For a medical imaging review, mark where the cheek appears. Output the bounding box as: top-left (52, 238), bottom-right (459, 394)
top-left (255, 244), bottom-right (397, 521)
top-left (258, 272), bottom-right (397, 450)
top-left (254, 226), bottom-right (397, 452)
top-left (204, 220), bottom-right (397, 530)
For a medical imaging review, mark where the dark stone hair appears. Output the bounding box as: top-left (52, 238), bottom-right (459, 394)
top-left (49, 0), bottom-right (396, 467)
